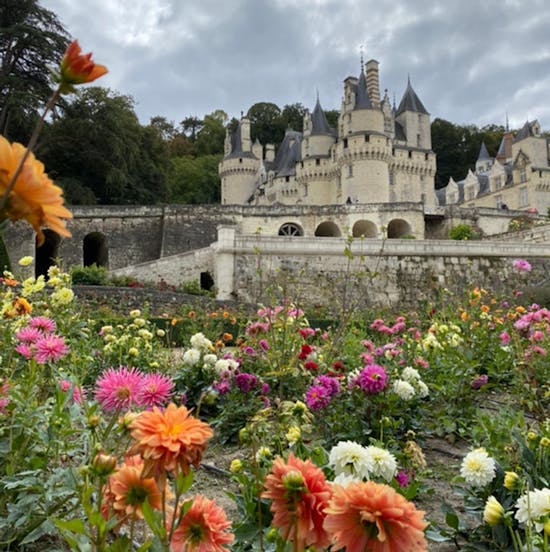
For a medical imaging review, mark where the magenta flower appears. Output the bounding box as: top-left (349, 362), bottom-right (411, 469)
top-left (512, 259), bottom-right (532, 273)
top-left (355, 364), bottom-right (388, 394)
top-left (499, 331), bottom-right (511, 345)
top-left (471, 375), bottom-right (488, 390)
top-left (94, 366), bottom-right (144, 412)
top-left (395, 471), bottom-right (410, 488)
top-left (213, 380), bottom-right (231, 395)
top-left (314, 375), bottom-right (340, 397)
top-left (59, 380), bottom-right (85, 405)
top-left (0, 381), bottom-right (10, 414)
top-left (305, 384), bottom-right (331, 411)
top-left (34, 335), bottom-right (70, 364)
top-left (234, 372), bottom-right (258, 392)
top-left (137, 373), bottom-right (174, 408)
top-left (28, 316), bottom-right (56, 333)
top-left (15, 344), bottom-right (33, 360)
top-left (15, 327), bottom-right (42, 343)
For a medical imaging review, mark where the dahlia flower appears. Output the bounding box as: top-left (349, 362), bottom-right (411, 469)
top-left (364, 446), bottom-right (398, 483)
top-left (392, 379), bottom-right (416, 400)
top-left (94, 366), bottom-right (144, 412)
top-left (262, 453), bottom-right (331, 550)
top-left (170, 495), bottom-right (234, 552)
top-left (515, 488), bottom-right (550, 531)
top-left (130, 403), bottom-right (213, 478)
top-left (460, 448), bottom-right (496, 487)
top-left (483, 496), bottom-right (504, 527)
top-left (58, 40), bottom-right (108, 92)
top-left (329, 441), bottom-right (371, 480)
top-left (355, 364), bottom-right (388, 394)
top-left (138, 373), bottom-right (174, 408)
top-left (324, 480), bottom-right (428, 551)
top-left (34, 334), bottom-right (70, 364)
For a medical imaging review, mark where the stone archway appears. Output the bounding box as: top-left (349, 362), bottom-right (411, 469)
top-left (352, 220), bottom-right (378, 238)
top-left (387, 219), bottom-right (413, 239)
top-left (314, 221), bottom-right (341, 237)
top-left (83, 232), bottom-right (108, 267)
top-left (278, 223), bottom-right (304, 236)
top-left (35, 230), bottom-right (60, 278)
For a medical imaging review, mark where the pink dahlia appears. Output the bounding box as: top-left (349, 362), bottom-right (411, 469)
top-left (15, 343), bottom-right (33, 360)
top-left (95, 366), bottom-right (144, 412)
top-left (138, 373), bottom-right (174, 408)
top-left (15, 327), bottom-right (42, 343)
top-left (34, 335), bottom-right (70, 364)
top-left (28, 316), bottom-right (56, 333)
top-left (305, 384), bottom-right (332, 411)
top-left (355, 364), bottom-right (388, 394)
top-left (512, 259), bottom-right (532, 273)
top-left (59, 380), bottom-right (86, 405)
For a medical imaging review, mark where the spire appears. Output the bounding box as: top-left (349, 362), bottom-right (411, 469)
top-left (396, 78), bottom-right (428, 115)
top-left (477, 141), bottom-right (491, 161)
top-left (310, 96), bottom-right (333, 135)
top-left (354, 65), bottom-right (372, 110)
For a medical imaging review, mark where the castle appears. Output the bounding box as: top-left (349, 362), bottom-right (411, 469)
top-left (219, 59), bottom-right (438, 239)
top-left (437, 120), bottom-right (550, 214)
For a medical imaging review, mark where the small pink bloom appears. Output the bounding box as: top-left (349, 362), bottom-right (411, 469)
top-left (15, 344), bottom-right (33, 359)
top-left (512, 259), bottom-right (532, 273)
top-left (15, 327), bottom-right (42, 343)
top-left (28, 316), bottom-right (56, 333)
top-left (471, 374), bottom-right (488, 389)
top-left (59, 380), bottom-right (85, 404)
top-left (258, 339), bottom-right (270, 351)
top-left (138, 373), bottom-right (174, 408)
top-left (531, 330), bottom-right (544, 342)
top-left (499, 331), bottom-right (511, 345)
top-left (299, 328), bottom-right (315, 339)
top-left (34, 335), bottom-right (70, 364)
top-left (395, 471), bottom-right (410, 488)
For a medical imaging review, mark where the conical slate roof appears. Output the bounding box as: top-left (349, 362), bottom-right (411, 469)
top-left (311, 98), bottom-right (333, 135)
top-left (477, 141), bottom-right (491, 161)
top-left (354, 70), bottom-right (372, 110)
top-left (396, 78), bottom-right (428, 115)
top-left (513, 120), bottom-right (535, 143)
top-left (272, 129), bottom-right (302, 177)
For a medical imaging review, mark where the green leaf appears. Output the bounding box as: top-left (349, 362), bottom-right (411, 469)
top-left (425, 528), bottom-right (451, 542)
top-left (141, 499), bottom-right (165, 540)
top-left (52, 518), bottom-right (87, 536)
top-left (175, 469), bottom-right (194, 495)
top-left (445, 510), bottom-right (459, 531)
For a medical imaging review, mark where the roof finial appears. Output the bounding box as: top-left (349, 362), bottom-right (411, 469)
top-left (393, 92), bottom-right (396, 110)
top-left (360, 44), bottom-right (364, 73)
top-left (407, 73), bottom-right (411, 86)
top-left (316, 88), bottom-right (319, 103)
top-left (505, 111), bottom-right (509, 132)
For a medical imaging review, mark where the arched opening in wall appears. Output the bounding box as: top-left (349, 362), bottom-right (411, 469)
top-left (278, 223), bottom-right (304, 236)
top-left (83, 232), bottom-right (108, 267)
top-left (352, 220), bottom-right (378, 238)
top-left (200, 271), bottom-right (214, 291)
top-left (315, 221), bottom-right (341, 237)
top-left (35, 230), bottom-right (60, 278)
top-left (387, 219), bottom-right (413, 239)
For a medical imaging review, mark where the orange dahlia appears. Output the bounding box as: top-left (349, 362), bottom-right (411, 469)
top-left (129, 403), bottom-right (213, 479)
top-left (169, 495), bottom-right (234, 552)
top-left (324, 481), bottom-right (428, 552)
top-left (59, 40), bottom-right (108, 91)
top-left (0, 136), bottom-right (72, 245)
top-left (262, 452), bottom-right (332, 550)
top-left (105, 455), bottom-right (163, 520)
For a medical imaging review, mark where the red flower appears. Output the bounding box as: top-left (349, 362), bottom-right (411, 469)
top-left (262, 453), bottom-right (331, 550)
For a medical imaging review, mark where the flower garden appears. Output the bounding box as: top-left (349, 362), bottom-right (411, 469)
top-left (0, 39), bottom-right (549, 552)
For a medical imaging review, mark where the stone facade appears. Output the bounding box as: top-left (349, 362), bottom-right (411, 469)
top-left (438, 121), bottom-right (550, 214)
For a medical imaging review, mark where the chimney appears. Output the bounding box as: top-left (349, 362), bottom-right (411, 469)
top-left (365, 59), bottom-right (380, 107)
top-left (265, 144), bottom-right (275, 162)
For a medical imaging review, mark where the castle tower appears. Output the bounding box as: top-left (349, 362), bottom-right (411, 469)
top-left (475, 141), bottom-right (493, 173)
top-left (298, 97), bottom-right (337, 204)
top-left (395, 77), bottom-right (431, 149)
top-left (219, 115), bottom-right (261, 204)
top-left (335, 62), bottom-right (391, 203)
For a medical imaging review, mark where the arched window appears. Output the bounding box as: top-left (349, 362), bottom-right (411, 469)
top-left (35, 230), bottom-right (60, 278)
top-left (83, 232), bottom-right (108, 267)
top-left (278, 223), bottom-right (304, 237)
top-left (387, 219), bottom-right (413, 239)
top-left (352, 220), bottom-right (378, 238)
top-left (314, 221), bottom-right (341, 237)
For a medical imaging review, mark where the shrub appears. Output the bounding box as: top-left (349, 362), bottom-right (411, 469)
top-left (70, 264), bottom-right (108, 285)
top-left (449, 224), bottom-right (478, 240)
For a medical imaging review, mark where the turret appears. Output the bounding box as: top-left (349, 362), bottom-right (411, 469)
top-left (475, 142), bottom-right (492, 173)
top-left (395, 77), bottom-right (431, 149)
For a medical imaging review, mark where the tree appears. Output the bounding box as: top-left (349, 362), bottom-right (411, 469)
top-left (38, 87), bottom-right (167, 204)
top-left (0, 0), bottom-right (69, 142)
top-left (165, 155), bottom-right (221, 204)
top-left (180, 116), bottom-right (204, 142)
top-left (247, 102), bottom-right (285, 146)
top-left (281, 103), bottom-right (307, 132)
top-left (195, 111), bottom-right (227, 156)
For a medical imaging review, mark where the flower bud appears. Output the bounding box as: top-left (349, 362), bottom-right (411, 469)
top-left (92, 452), bottom-right (117, 476)
top-left (483, 496), bottom-right (504, 527)
top-left (503, 471), bottom-right (519, 491)
top-left (229, 459), bottom-right (242, 473)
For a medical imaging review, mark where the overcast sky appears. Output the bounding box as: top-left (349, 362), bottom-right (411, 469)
top-left (41, 0), bottom-right (550, 132)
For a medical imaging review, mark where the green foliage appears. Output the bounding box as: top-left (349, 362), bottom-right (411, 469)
top-left (449, 224), bottom-right (478, 240)
top-left (247, 102), bottom-right (286, 145)
top-left (166, 154), bottom-right (221, 203)
top-left (0, 0), bottom-right (69, 143)
top-left (70, 264), bottom-right (108, 286)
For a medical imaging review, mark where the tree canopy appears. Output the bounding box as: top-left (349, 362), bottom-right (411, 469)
top-left (0, 0), bottom-right (69, 142)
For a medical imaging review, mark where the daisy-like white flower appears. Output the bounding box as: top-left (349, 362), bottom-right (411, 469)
top-left (392, 379), bottom-right (416, 400)
top-left (95, 366), bottom-right (144, 412)
top-left (460, 448), bottom-right (496, 487)
top-left (515, 488), bottom-right (550, 532)
top-left (401, 367), bottom-right (421, 381)
top-left (329, 441), bottom-right (371, 480)
top-left (137, 373), bottom-right (174, 408)
top-left (34, 335), bottom-right (70, 364)
top-left (417, 380), bottom-right (430, 397)
top-left (190, 332), bottom-right (213, 352)
top-left (364, 446), bottom-right (398, 482)
top-left (183, 348), bottom-right (201, 366)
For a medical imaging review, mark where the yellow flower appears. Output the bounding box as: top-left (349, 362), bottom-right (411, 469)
top-left (229, 459), bottom-right (242, 473)
top-left (51, 287), bottom-right (74, 305)
top-left (286, 426), bottom-right (301, 445)
top-left (504, 471), bottom-right (520, 491)
top-left (18, 256), bottom-right (33, 267)
top-left (483, 496), bottom-right (504, 526)
top-left (0, 136), bottom-right (72, 245)
top-left (540, 437), bottom-right (550, 448)
top-left (128, 347), bottom-right (139, 358)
